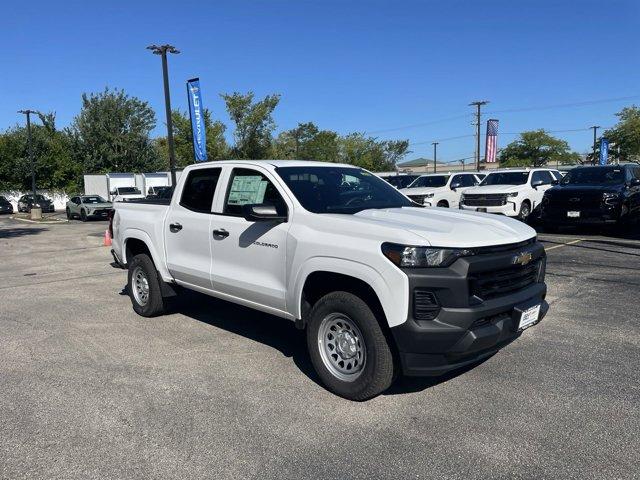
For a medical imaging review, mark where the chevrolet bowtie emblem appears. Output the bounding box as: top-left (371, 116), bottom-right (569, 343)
top-left (513, 251), bottom-right (533, 266)
top-left (569, 197), bottom-right (581, 202)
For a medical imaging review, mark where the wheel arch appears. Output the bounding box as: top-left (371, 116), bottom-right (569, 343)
top-left (121, 229), bottom-right (172, 281)
top-left (291, 257), bottom-right (408, 329)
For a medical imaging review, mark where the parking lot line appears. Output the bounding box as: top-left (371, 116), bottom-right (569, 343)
top-left (544, 239), bottom-right (583, 251)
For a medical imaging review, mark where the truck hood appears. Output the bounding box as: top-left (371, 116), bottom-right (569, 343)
top-left (348, 207), bottom-right (535, 247)
top-left (399, 186), bottom-right (445, 195)
top-left (465, 184), bottom-right (527, 194)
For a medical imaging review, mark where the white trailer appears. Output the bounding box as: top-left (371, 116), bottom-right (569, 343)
top-left (141, 172), bottom-right (171, 196)
top-left (83, 173), bottom-right (138, 201)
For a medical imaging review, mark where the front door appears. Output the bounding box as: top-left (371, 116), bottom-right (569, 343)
top-left (531, 170), bottom-right (555, 209)
top-left (210, 166), bottom-right (290, 312)
top-left (165, 167), bottom-right (222, 290)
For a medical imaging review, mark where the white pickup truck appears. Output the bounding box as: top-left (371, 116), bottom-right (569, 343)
top-left (110, 160), bottom-right (548, 400)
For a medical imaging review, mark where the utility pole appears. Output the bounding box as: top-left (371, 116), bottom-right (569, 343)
top-left (469, 101), bottom-right (489, 171)
top-left (17, 109), bottom-right (42, 214)
top-left (590, 125), bottom-right (600, 165)
top-left (148, 44), bottom-right (180, 187)
top-left (432, 142), bottom-right (439, 173)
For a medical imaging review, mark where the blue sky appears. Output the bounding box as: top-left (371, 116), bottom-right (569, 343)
top-left (2, 0), bottom-right (638, 163)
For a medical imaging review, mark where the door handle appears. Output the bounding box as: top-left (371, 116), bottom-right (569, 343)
top-left (169, 222), bottom-right (183, 232)
top-left (213, 228), bottom-right (229, 238)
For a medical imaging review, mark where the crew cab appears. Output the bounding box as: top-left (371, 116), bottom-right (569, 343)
top-left (540, 164), bottom-right (640, 227)
top-left (399, 172), bottom-right (483, 208)
top-left (460, 168), bottom-right (562, 221)
top-left (110, 160), bottom-right (548, 400)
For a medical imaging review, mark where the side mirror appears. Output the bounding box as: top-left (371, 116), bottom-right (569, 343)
top-left (531, 180), bottom-right (544, 188)
top-left (242, 203), bottom-right (287, 222)
top-left (551, 179), bottom-right (559, 185)
top-left (450, 182), bottom-right (462, 190)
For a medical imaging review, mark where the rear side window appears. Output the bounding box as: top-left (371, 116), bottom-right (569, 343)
top-left (224, 168), bottom-right (286, 216)
top-left (452, 174), bottom-right (476, 187)
top-left (180, 168), bottom-right (221, 213)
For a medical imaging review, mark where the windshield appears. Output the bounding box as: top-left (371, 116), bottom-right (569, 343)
top-left (276, 166), bottom-right (414, 214)
top-left (384, 175), bottom-right (419, 189)
top-left (481, 171), bottom-right (529, 186)
top-left (408, 175), bottom-right (449, 188)
top-left (82, 196), bottom-right (108, 203)
top-left (118, 187), bottom-right (140, 194)
top-left (560, 167), bottom-right (625, 185)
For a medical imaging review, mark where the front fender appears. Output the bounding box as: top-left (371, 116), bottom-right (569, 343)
top-left (290, 256), bottom-right (409, 328)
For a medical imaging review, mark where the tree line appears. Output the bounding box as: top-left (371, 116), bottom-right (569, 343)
top-left (1, 86), bottom-right (639, 193)
top-left (0, 88), bottom-right (409, 192)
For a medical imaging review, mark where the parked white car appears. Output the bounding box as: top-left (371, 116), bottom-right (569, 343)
top-left (460, 168), bottom-right (562, 221)
top-left (399, 172), bottom-right (483, 208)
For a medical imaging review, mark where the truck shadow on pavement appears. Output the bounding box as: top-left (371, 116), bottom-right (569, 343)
top-left (152, 288), bottom-right (488, 398)
top-left (0, 226), bottom-right (48, 239)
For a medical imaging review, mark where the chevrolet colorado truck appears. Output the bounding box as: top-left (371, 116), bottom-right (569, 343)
top-left (110, 160), bottom-right (548, 400)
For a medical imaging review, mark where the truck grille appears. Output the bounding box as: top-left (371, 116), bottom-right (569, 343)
top-left (408, 195), bottom-right (427, 205)
top-left (469, 259), bottom-right (542, 300)
top-left (462, 193), bottom-right (507, 207)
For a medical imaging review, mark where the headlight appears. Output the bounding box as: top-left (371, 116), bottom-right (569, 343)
top-left (507, 192), bottom-right (519, 197)
top-left (424, 193), bottom-right (434, 198)
top-left (602, 192), bottom-right (620, 205)
top-left (382, 243), bottom-right (474, 268)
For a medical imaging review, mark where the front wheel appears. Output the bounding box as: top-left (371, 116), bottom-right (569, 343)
top-left (80, 209), bottom-right (87, 222)
top-left (66, 208), bottom-right (72, 220)
top-left (436, 200), bottom-right (449, 208)
top-left (517, 201), bottom-right (531, 222)
top-left (306, 291), bottom-right (395, 401)
top-left (127, 254), bottom-right (166, 317)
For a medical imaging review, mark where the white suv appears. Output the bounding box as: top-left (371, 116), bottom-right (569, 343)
top-left (399, 172), bottom-right (483, 208)
top-left (460, 168), bottom-right (562, 220)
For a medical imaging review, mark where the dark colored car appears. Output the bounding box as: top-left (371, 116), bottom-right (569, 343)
top-left (17, 194), bottom-right (55, 213)
top-left (146, 185), bottom-right (173, 199)
top-left (382, 174), bottom-right (420, 189)
top-left (0, 196), bottom-right (13, 214)
top-left (540, 164), bottom-right (640, 227)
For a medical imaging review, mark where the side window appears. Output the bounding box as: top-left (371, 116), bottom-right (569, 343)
top-left (532, 171), bottom-right (552, 185)
top-left (179, 167), bottom-right (221, 213)
top-left (224, 168), bottom-right (286, 216)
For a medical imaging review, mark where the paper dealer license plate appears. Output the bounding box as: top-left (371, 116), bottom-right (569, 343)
top-left (518, 304), bottom-right (541, 331)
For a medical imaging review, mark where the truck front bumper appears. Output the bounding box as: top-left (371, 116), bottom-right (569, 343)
top-left (460, 202), bottom-right (519, 216)
top-left (390, 240), bottom-right (548, 376)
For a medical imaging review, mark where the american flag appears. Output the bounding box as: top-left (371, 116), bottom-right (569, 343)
top-left (485, 119), bottom-right (499, 163)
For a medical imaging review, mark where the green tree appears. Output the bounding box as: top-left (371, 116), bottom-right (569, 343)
top-left (499, 130), bottom-right (580, 167)
top-left (338, 133), bottom-right (410, 171)
top-left (221, 92), bottom-right (280, 159)
top-left (0, 114), bottom-right (80, 192)
top-left (272, 122), bottom-right (340, 162)
top-left (601, 106), bottom-right (640, 162)
top-left (155, 109), bottom-right (229, 168)
top-left (71, 88), bottom-right (161, 174)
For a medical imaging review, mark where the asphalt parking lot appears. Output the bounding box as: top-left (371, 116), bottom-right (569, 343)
top-left (1, 215), bottom-right (639, 479)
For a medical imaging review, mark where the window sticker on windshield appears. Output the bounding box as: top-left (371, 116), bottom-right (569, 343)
top-left (228, 175), bottom-right (268, 205)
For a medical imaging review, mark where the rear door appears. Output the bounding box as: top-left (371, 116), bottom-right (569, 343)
top-left (210, 166), bottom-right (291, 311)
top-left (165, 166), bottom-right (222, 290)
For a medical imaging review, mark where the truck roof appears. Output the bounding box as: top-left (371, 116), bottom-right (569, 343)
top-left (189, 159), bottom-right (355, 169)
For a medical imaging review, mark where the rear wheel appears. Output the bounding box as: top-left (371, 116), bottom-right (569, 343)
top-left (127, 254), bottom-right (166, 317)
top-left (306, 291), bottom-right (395, 401)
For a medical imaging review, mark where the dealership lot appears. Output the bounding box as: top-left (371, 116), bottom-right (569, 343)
top-left (0, 217), bottom-right (638, 479)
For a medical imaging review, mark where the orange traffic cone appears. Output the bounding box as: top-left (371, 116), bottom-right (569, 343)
top-left (103, 229), bottom-right (112, 247)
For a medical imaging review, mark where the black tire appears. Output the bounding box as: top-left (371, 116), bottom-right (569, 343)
top-left (66, 208), bottom-right (71, 220)
top-left (517, 201), bottom-right (531, 222)
top-left (80, 209), bottom-right (87, 222)
top-left (306, 291), bottom-right (395, 401)
top-left (437, 200), bottom-right (449, 208)
top-left (127, 254), bottom-right (166, 317)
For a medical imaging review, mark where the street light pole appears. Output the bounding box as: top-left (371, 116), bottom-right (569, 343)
top-left (17, 109), bottom-right (40, 206)
top-left (148, 44), bottom-right (180, 187)
top-left (469, 100), bottom-right (488, 171)
top-left (432, 142), bottom-right (438, 173)
top-left (590, 125), bottom-right (600, 165)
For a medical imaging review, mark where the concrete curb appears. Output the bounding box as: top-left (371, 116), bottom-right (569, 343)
top-left (10, 216), bottom-right (69, 225)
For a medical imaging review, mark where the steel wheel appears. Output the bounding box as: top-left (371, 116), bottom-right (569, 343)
top-left (131, 266), bottom-right (150, 306)
top-left (317, 313), bottom-right (366, 382)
